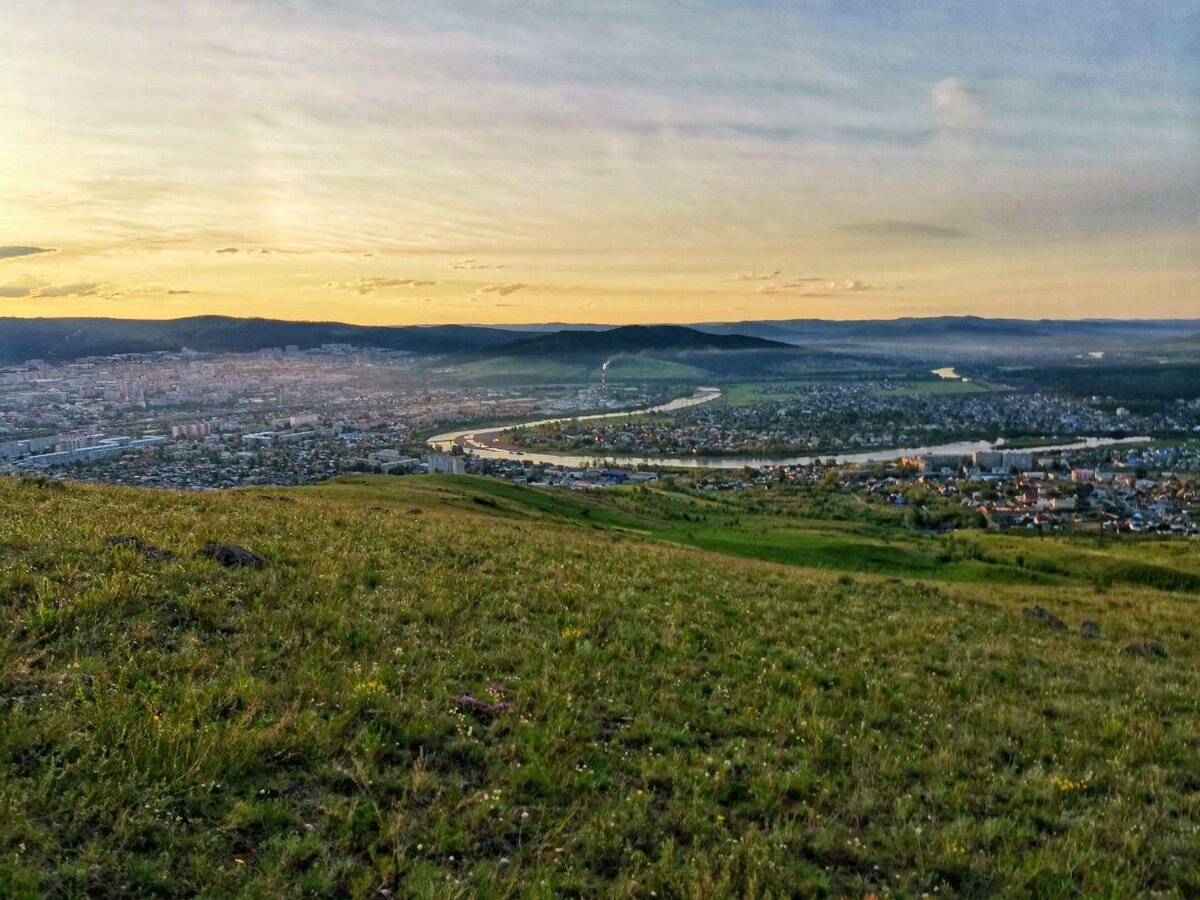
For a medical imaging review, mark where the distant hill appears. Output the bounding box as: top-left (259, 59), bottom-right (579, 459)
top-left (5, 314), bottom-right (1196, 368)
top-left (697, 317), bottom-right (1200, 361)
top-left (492, 324), bottom-right (792, 358)
top-left (0, 315), bottom-right (533, 364)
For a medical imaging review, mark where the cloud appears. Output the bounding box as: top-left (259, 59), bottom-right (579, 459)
top-left (756, 277), bottom-right (824, 294)
top-left (0, 246), bottom-right (57, 260)
top-left (0, 281), bottom-right (99, 298)
top-left (932, 77), bottom-right (983, 140)
top-left (842, 221), bottom-right (966, 239)
top-left (758, 277), bottom-right (883, 294)
top-left (440, 259), bottom-right (507, 270)
top-left (212, 247), bottom-right (376, 257)
top-left (475, 283), bottom-right (526, 296)
top-left (730, 270), bottom-right (782, 281)
top-left (836, 279), bottom-right (877, 292)
top-left (314, 277), bottom-right (437, 294)
top-left (38, 282), bottom-right (100, 298)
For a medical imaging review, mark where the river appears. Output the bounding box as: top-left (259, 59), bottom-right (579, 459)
top-left (426, 389), bottom-right (1149, 471)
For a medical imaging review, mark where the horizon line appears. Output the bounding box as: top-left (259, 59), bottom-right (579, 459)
top-left (3, 313), bottom-right (1200, 328)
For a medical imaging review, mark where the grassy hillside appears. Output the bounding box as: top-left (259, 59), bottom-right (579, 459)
top-left (2, 475), bottom-right (1198, 897)
top-left (0, 316), bottom-right (527, 364)
top-left (448, 353), bottom-right (707, 385)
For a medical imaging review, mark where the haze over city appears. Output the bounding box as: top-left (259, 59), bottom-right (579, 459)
top-left (2, 1), bottom-right (1196, 325)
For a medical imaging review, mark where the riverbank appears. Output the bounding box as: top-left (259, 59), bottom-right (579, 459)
top-left (428, 390), bottom-right (1149, 470)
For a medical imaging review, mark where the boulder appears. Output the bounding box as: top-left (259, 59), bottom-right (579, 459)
top-left (1023, 605), bottom-right (1067, 631)
top-left (1125, 640), bottom-right (1168, 659)
top-left (199, 541), bottom-right (267, 568)
top-left (1080, 619), bottom-right (1102, 639)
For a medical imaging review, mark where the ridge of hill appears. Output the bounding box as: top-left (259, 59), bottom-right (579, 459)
top-left (4, 315), bottom-right (1197, 367)
top-left (490, 324), bottom-right (792, 357)
top-left (1, 474), bottom-right (1197, 896)
top-left (0, 315), bottom-right (532, 363)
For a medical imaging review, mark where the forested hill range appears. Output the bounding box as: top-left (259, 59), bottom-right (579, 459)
top-left (0, 314), bottom-right (1198, 365)
top-left (0, 315), bottom-right (530, 365)
top-left (697, 316), bottom-right (1200, 360)
top-left (479, 324), bottom-right (792, 358)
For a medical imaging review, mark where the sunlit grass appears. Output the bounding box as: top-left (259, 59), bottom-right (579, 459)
top-left (1, 475), bottom-right (1197, 897)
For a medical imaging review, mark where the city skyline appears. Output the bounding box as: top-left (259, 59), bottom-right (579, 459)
top-left (1, 2), bottom-right (1196, 324)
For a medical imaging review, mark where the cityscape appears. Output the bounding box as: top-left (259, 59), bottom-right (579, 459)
top-left (3, 341), bottom-right (1197, 536)
top-left (2, 1), bottom-right (1198, 896)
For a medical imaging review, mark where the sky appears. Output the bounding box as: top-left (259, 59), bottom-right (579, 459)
top-left (0, 1), bottom-right (1196, 325)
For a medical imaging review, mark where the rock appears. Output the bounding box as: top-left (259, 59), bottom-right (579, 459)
top-left (105, 535), bottom-right (174, 561)
top-left (1023, 605), bottom-right (1067, 631)
top-left (1080, 619), bottom-right (1102, 639)
top-left (1125, 640), bottom-right (1169, 659)
top-left (198, 541), bottom-right (266, 568)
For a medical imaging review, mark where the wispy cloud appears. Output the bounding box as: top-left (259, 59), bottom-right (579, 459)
top-left (440, 259), bottom-right (506, 270)
top-left (841, 221), bottom-right (966, 239)
top-left (730, 270), bottom-right (782, 282)
top-left (0, 246), bottom-right (58, 261)
top-left (755, 277), bottom-right (823, 293)
top-left (475, 283), bottom-right (526, 296)
top-left (1, 3), bottom-right (1194, 321)
top-left (0, 280), bottom-right (99, 298)
top-left (313, 277), bottom-right (437, 294)
top-left (932, 77), bottom-right (983, 147)
top-left (758, 278), bottom-right (884, 295)
top-left (212, 247), bottom-right (375, 257)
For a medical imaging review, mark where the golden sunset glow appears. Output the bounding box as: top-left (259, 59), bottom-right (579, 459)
top-left (1, 3), bottom-right (1196, 324)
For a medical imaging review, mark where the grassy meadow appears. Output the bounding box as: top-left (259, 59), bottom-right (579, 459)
top-left (1, 474), bottom-right (1198, 897)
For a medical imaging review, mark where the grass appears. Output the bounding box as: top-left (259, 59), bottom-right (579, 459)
top-left (445, 476), bottom-right (1200, 592)
top-left (448, 354), bottom-right (707, 386)
top-left (2, 474), bottom-right (1198, 897)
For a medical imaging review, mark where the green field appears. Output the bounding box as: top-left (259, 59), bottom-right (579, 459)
top-left (448, 354), bottom-right (708, 385)
top-left (2, 474), bottom-right (1198, 897)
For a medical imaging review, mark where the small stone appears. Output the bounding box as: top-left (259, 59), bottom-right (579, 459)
top-left (1125, 640), bottom-right (1168, 659)
top-left (199, 541), bottom-right (267, 568)
top-left (1023, 605), bottom-right (1067, 631)
top-left (1080, 620), bottom-right (1102, 639)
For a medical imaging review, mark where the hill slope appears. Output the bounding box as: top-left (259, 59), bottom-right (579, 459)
top-left (1, 475), bottom-right (1197, 897)
top-left (699, 316), bottom-right (1200, 362)
top-left (492, 324), bottom-right (793, 357)
top-left (0, 316), bottom-right (531, 363)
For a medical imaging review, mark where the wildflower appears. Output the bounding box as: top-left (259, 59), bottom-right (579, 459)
top-left (234, 858), bottom-right (245, 866)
